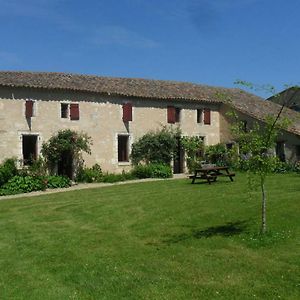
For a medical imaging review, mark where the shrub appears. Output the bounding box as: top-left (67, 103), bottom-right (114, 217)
top-left (0, 176), bottom-right (47, 196)
top-left (131, 164), bottom-right (153, 179)
top-left (0, 158), bottom-right (18, 187)
top-left (76, 164), bottom-right (103, 183)
top-left (272, 160), bottom-right (296, 173)
top-left (181, 137), bottom-right (204, 173)
top-left (204, 143), bottom-right (239, 168)
top-left (151, 164), bottom-right (173, 178)
top-left (41, 129), bottom-right (92, 177)
top-left (46, 176), bottom-right (71, 189)
top-left (132, 163), bottom-right (172, 179)
top-left (131, 126), bottom-right (181, 165)
top-left (101, 172), bottom-right (135, 183)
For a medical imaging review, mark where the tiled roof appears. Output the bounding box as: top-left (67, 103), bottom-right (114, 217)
top-left (0, 71), bottom-right (299, 135)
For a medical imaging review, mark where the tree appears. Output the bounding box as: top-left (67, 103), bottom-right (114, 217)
top-left (131, 126), bottom-right (181, 166)
top-left (230, 81), bottom-right (298, 233)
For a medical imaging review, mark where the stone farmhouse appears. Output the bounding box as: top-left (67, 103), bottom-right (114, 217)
top-left (0, 71), bottom-right (300, 174)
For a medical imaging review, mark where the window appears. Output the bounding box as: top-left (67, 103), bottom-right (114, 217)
top-left (275, 141), bottom-right (285, 162)
top-left (167, 106), bottom-right (181, 123)
top-left (61, 103), bottom-right (69, 118)
top-left (22, 135), bottom-right (38, 165)
top-left (60, 103), bottom-right (80, 120)
top-left (122, 102), bottom-right (132, 122)
top-left (203, 108), bottom-right (211, 125)
top-left (296, 145), bottom-right (300, 159)
top-left (25, 100), bottom-right (35, 118)
top-left (175, 108), bottom-right (181, 123)
top-left (226, 143), bottom-right (234, 150)
top-left (242, 120), bottom-right (248, 132)
top-left (118, 135), bottom-right (129, 162)
top-left (197, 109), bottom-right (203, 123)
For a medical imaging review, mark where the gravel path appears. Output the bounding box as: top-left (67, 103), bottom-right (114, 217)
top-left (0, 174), bottom-right (187, 201)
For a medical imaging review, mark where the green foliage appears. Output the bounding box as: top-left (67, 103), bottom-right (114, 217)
top-left (150, 164), bottom-right (172, 178)
top-left (41, 129), bottom-right (92, 174)
top-left (204, 143), bottom-right (238, 168)
top-left (101, 171), bottom-right (135, 183)
top-left (0, 175), bottom-right (47, 195)
top-left (131, 126), bottom-right (181, 165)
top-left (272, 160), bottom-right (296, 173)
top-left (181, 137), bottom-right (204, 172)
top-left (46, 176), bottom-right (71, 189)
top-left (20, 157), bottom-right (48, 177)
top-left (76, 164), bottom-right (103, 183)
top-left (231, 116), bottom-right (288, 176)
top-left (131, 163), bottom-right (172, 179)
top-left (0, 158), bottom-right (18, 187)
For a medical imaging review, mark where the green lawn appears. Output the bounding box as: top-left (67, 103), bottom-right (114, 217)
top-left (0, 174), bottom-right (299, 299)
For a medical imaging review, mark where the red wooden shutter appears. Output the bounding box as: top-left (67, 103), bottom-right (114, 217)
top-left (122, 103), bottom-right (132, 122)
top-left (167, 106), bottom-right (175, 123)
top-left (203, 108), bottom-right (211, 125)
top-left (25, 100), bottom-right (34, 118)
top-left (70, 103), bottom-right (80, 120)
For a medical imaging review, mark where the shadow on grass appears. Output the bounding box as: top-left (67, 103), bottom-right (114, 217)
top-left (162, 220), bottom-right (249, 245)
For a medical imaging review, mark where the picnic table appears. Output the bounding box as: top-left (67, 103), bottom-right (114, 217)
top-left (190, 166), bottom-right (235, 185)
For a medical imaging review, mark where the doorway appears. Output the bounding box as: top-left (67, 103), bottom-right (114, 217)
top-left (173, 137), bottom-right (184, 174)
top-left (57, 151), bottom-right (73, 179)
top-left (22, 135), bottom-right (38, 165)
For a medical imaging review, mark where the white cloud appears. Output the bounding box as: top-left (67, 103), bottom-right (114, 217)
top-left (92, 26), bottom-right (160, 48)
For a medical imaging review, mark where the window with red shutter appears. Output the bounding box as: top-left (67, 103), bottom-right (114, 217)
top-left (122, 103), bottom-right (132, 122)
top-left (203, 108), bottom-right (211, 125)
top-left (25, 100), bottom-right (34, 118)
top-left (167, 106), bottom-right (176, 123)
top-left (70, 103), bottom-right (79, 120)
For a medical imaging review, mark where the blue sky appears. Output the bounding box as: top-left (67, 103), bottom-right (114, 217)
top-left (0, 0), bottom-right (299, 98)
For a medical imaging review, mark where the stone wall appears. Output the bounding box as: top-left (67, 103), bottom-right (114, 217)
top-left (0, 86), bottom-right (222, 172)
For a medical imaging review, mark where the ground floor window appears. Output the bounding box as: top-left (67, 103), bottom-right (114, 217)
top-left (296, 145), bottom-right (300, 160)
top-left (118, 135), bottom-right (129, 162)
top-left (275, 141), bottom-right (285, 162)
top-left (22, 135), bottom-right (38, 165)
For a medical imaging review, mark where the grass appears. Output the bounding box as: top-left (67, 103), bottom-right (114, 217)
top-left (0, 173), bottom-right (299, 299)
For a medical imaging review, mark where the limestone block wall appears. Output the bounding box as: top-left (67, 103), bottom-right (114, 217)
top-left (0, 86), bottom-right (222, 172)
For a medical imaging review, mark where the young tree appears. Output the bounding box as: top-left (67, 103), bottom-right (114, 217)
top-left (230, 82), bottom-right (298, 233)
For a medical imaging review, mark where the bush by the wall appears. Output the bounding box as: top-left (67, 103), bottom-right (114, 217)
top-left (132, 163), bottom-right (172, 179)
top-left (101, 172), bottom-right (136, 183)
top-left (131, 164), bottom-right (153, 179)
top-left (46, 176), bottom-right (71, 189)
top-left (0, 176), bottom-right (47, 196)
top-left (76, 164), bottom-right (103, 183)
top-left (131, 126), bottom-right (180, 165)
top-left (151, 164), bottom-right (173, 178)
top-left (0, 158), bottom-right (18, 187)
top-left (272, 161), bottom-right (297, 173)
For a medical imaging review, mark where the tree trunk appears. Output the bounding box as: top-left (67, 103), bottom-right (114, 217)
top-left (261, 177), bottom-right (267, 233)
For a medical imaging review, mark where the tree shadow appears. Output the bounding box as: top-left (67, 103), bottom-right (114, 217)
top-left (162, 220), bottom-right (249, 245)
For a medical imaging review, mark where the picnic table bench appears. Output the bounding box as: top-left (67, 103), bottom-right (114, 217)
top-left (189, 166), bottom-right (235, 185)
